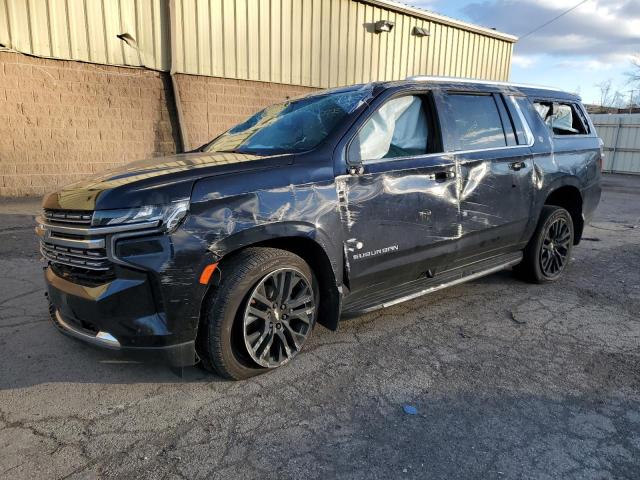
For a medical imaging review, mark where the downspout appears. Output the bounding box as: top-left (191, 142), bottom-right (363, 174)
top-left (168, 0), bottom-right (189, 153)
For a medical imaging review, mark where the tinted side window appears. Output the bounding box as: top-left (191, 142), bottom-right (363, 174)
top-left (350, 95), bottom-right (432, 162)
top-left (444, 94), bottom-right (508, 151)
top-left (534, 101), bottom-right (589, 136)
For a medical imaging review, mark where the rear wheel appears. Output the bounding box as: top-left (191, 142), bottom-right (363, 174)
top-left (197, 247), bottom-right (317, 380)
top-left (516, 206), bottom-right (574, 283)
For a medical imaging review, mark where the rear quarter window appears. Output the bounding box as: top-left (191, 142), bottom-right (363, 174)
top-left (533, 101), bottom-right (590, 136)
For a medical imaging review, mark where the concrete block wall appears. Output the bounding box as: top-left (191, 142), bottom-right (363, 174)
top-left (0, 51), bottom-right (179, 197)
top-left (0, 51), bottom-right (319, 198)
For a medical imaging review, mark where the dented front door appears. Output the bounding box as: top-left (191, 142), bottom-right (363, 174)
top-left (338, 155), bottom-right (460, 292)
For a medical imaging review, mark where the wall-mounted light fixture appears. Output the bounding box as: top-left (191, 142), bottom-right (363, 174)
top-left (374, 20), bottom-right (395, 33)
top-left (412, 26), bottom-right (431, 37)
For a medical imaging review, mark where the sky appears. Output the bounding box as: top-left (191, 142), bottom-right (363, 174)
top-left (408, 0), bottom-right (640, 105)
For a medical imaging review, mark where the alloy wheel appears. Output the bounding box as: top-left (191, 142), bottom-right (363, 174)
top-left (540, 217), bottom-right (571, 277)
top-left (242, 268), bottom-right (315, 368)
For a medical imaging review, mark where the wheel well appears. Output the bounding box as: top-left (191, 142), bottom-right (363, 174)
top-left (210, 237), bottom-right (341, 331)
top-left (544, 186), bottom-right (583, 244)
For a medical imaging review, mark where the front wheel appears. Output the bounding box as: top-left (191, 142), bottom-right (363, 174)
top-left (515, 206), bottom-right (574, 283)
top-left (197, 247), bottom-right (317, 380)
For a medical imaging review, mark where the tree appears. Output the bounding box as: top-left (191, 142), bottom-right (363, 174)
top-left (596, 79), bottom-right (614, 107)
top-left (627, 55), bottom-right (640, 85)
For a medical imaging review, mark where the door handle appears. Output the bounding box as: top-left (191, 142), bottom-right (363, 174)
top-left (509, 161), bottom-right (526, 171)
top-left (432, 170), bottom-right (456, 182)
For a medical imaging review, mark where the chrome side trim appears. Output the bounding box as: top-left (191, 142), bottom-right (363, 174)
top-left (358, 257), bottom-right (522, 314)
top-left (361, 144), bottom-right (532, 166)
top-left (35, 216), bottom-right (161, 236)
top-left (54, 311), bottom-right (121, 348)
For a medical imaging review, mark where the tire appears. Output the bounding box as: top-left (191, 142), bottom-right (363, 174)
top-left (515, 206), bottom-right (574, 284)
top-left (197, 247), bottom-right (318, 380)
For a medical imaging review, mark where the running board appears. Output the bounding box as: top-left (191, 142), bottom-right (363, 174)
top-left (342, 251), bottom-right (523, 316)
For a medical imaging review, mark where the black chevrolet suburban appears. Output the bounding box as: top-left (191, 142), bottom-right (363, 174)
top-left (37, 77), bottom-right (602, 379)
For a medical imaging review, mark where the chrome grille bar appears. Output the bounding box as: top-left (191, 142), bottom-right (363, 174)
top-left (36, 216), bottom-right (160, 236)
top-left (44, 209), bottom-right (93, 225)
top-left (41, 243), bottom-right (108, 261)
top-left (40, 244), bottom-right (111, 270)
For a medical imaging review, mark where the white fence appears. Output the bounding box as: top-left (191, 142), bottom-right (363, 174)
top-left (590, 114), bottom-right (640, 174)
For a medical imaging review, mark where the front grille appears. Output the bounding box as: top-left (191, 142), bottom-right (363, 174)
top-left (37, 208), bottom-right (161, 284)
top-left (38, 208), bottom-right (114, 281)
top-left (44, 209), bottom-right (93, 225)
top-left (41, 242), bottom-right (111, 271)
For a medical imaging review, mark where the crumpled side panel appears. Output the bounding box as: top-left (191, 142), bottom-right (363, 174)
top-left (185, 179), bottom-right (343, 281)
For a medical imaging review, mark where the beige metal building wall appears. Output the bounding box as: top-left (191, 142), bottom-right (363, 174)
top-left (0, 0), bottom-right (515, 85)
top-left (172, 0), bottom-right (516, 87)
top-left (0, 0), bottom-right (170, 70)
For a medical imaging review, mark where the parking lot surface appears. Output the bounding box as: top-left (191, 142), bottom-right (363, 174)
top-left (0, 174), bottom-right (639, 479)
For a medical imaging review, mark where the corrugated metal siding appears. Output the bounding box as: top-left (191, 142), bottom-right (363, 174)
top-left (0, 0), bottom-right (170, 70)
top-left (591, 114), bottom-right (640, 174)
top-left (172, 0), bottom-right (514, 87)
top-left (0, 0), bottom-right (514, 86)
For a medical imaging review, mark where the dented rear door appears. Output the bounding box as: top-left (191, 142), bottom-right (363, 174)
top-left (436, 90), bottom-right (535, 261)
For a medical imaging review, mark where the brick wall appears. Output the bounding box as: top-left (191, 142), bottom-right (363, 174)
top-left (0, 52), bottom-right (319, 198)
top-left (175, 74), bottom-right (318, 150)
top-left (0, 51), bottom-right (179, 197)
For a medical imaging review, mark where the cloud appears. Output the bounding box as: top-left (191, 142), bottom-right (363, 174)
top-left (554, 58), bottom-right (616, 72)
top-left (461, 0), bottom-right (640, 62)
top-left (511, 54), bottom-right (539, 68)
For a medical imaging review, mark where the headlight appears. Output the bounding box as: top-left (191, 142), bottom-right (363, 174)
top-left (92, 200), bottom-right (189, 232)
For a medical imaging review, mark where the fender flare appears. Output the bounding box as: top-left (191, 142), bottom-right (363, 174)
top-left (206, 221), bottom-right (344, 331)
top-left (534, 174), bottom-right (585, 242)
top-left (208, 221), bottom-right (341, 280)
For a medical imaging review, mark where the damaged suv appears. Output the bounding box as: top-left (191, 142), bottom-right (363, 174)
top-left (38, 77), bottom-right (601, 379)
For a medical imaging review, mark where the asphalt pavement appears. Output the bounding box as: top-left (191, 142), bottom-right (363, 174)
top-left (0, 174), bottom-right (639, 479)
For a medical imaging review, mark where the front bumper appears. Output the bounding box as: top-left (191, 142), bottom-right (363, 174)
top-left (45, 267), bottom-right (199, 367)
top-left (38, 213), bottom-right (217, 368)
top-left (50, 305), bottom-right (196, 366)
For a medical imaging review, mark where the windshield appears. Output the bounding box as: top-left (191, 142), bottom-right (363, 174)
top-left (202, 89), bottom-right (370, 155)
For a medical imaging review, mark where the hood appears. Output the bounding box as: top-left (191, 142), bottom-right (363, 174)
top-left (42, 151), bottom-right (294, 211)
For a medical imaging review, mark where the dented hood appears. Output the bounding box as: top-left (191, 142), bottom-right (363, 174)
top-left (42, 151), bottom-right (294, 211)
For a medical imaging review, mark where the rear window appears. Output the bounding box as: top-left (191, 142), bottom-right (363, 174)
top-left (533, 101), bottom-right (589, 136)
top-left (443, 94), bottom-right (509, 151)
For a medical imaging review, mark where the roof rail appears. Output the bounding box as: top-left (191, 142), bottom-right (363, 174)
top-left (405, 75), bottom-right (563, 93)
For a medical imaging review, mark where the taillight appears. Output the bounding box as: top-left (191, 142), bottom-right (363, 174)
top-left (598, 139), bottom-right (604, 171)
